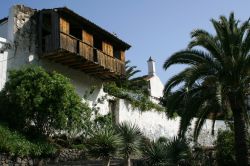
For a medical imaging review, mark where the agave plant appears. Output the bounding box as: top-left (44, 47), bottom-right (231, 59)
top-left (165, 137), bottom-right (192, 166)
top-left (116, 122), bottom-right (143, 166)
top-left (143, 138), bottom-right (168, 166)
top-left (143, 137), bottom-right (191, 166)
top-left (86, 128), bottom-right (122, 166)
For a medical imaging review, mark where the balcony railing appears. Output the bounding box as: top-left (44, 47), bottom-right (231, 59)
top-left (43, 32), bottom-right (125, 77)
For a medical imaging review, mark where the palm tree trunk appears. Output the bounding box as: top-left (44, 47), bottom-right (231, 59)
top-left (232, 104), bottom-right (248, 166)
top-left (124, 157), bottom-right (131, 166)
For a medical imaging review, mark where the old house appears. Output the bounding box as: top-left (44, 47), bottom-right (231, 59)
top-left (0, 5), bottom-right (226, 144)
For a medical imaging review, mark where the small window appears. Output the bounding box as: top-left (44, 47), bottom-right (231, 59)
top-left (114, 50), bottom-right (121, 60)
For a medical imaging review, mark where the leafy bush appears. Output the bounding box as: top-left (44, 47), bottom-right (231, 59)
top-left (0, 66), bottom-right (92, 137)
top-left (0, 123), bottom-right (56, 157)
top-left (215, 130), bottom-right (236, 165)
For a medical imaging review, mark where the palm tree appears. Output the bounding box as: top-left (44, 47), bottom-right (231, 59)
top-left (116, 122), bottom-right (142, 166)
top-left (116, 60), bottom-right (148, 94)
top-left (86, 128), bottom-right (122, 166)
top-left (163, 13), bottom-right (250, 165)
top-left (125, 60), bottom-right (141, 81)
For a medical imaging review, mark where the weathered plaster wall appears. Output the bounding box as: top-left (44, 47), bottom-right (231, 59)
top-left (0, 22), bottom-right (8, 39)
top-left (0, 5), bottom-right (38, 91)
top-left (0, 38), bottom-right (8, 90)
top-left (117, 99), bottom-right (227, 145)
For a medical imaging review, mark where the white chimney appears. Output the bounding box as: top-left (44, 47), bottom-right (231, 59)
top-left (147, 56), bottom-right (156, 76)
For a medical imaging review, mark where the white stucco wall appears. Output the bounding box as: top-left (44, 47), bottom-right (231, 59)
top-left (118, 99), bottom-right (227, 145)
top-left (118, 99), bottom-right (180, 139)
top-left (0, 37), bottom-right (8, 90)
top-left (149, 75), bottom-right (164, 99)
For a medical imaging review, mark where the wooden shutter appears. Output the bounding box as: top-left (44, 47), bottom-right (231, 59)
top-left (120, 51), bottom-right (125, 62)
top-left (82, 30), bottom-right (93, 45)
top-left (102, 41), bottom-right (113, 57)
top-left (59, 17), bottom-right (69, 34)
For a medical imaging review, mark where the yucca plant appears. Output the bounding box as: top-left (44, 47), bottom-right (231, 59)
top-left (86, 128), bottom-right (122, 166)
top-left (116, 122), bottom-right (142, 166)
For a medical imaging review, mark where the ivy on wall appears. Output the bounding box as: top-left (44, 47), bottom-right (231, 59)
top-left (103, 83), bottom-right (164, 112)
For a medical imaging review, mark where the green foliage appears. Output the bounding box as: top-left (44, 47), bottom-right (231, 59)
top-left (104, 83), bottom-right (164, 112)
top-left (162, 12), bottom-right (250, 164)
top-left (116, 122), bottom-right (143, 159)
top-left (71, 144), bottom-right (86, 150)
top-left (143, 137), bottom-right (191, 166)
top-left (215, 130), bottom-right (236, 165)
top-left (164, 137), bottom-right (192, 165)
top-left (0, 123), bottom-right (56, 157)
top-left (85, 128), bottom-right (122, 161)
top-left (143, 138), bottom-right (169, 166)
top-left (116, 60), bottom-right (149, 96)
top-left (0, 66), bottom-right (92, 137)
top-left (93, 113), bottom-right (113, 131)
top-left (191, 146), bottom-right (215, 166)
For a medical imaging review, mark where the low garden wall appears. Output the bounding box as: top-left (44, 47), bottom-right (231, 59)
top-left (0, 149), bottom-right (84, 166)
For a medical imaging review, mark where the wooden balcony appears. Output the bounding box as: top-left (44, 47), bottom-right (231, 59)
top-left (41, 32), bottom-right (125, 80)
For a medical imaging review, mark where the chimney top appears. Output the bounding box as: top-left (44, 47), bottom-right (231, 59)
top-left (147, 56), bottom-right (156, 76)
top-left (147, 56), bottom-right (155, 62)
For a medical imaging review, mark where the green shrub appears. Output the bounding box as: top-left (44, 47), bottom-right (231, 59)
top-left (0, 66), bottom-right (92, 137)
top-left (0, 123), bottom-right (56, 157)
top-left (215, 130), bottom-right (236, 165)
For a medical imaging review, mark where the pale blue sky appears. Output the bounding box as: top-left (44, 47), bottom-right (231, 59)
top-left (1, 1), bottom-right (250, 84)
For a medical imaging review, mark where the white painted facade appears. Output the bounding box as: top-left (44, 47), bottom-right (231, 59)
top-left (147, 57), bottom-right (164, 100)
top-left (0, 5), bottom-right (227, 145)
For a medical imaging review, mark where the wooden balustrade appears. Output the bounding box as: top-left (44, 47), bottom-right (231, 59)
top-left (97, 50), bottom-right (125, 75)
top-left (60, 33), bottom-right (77, 53)
top-left (57, 32), bottom-right (125, 76)
top-left (79, 41), bottom-right (94, 61)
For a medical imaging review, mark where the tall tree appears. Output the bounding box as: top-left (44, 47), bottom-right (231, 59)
top-left (163, 13), bottom-right (250, 165)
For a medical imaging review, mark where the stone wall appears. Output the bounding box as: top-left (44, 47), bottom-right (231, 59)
top-left (0, 149), bottom-right (84, 166)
